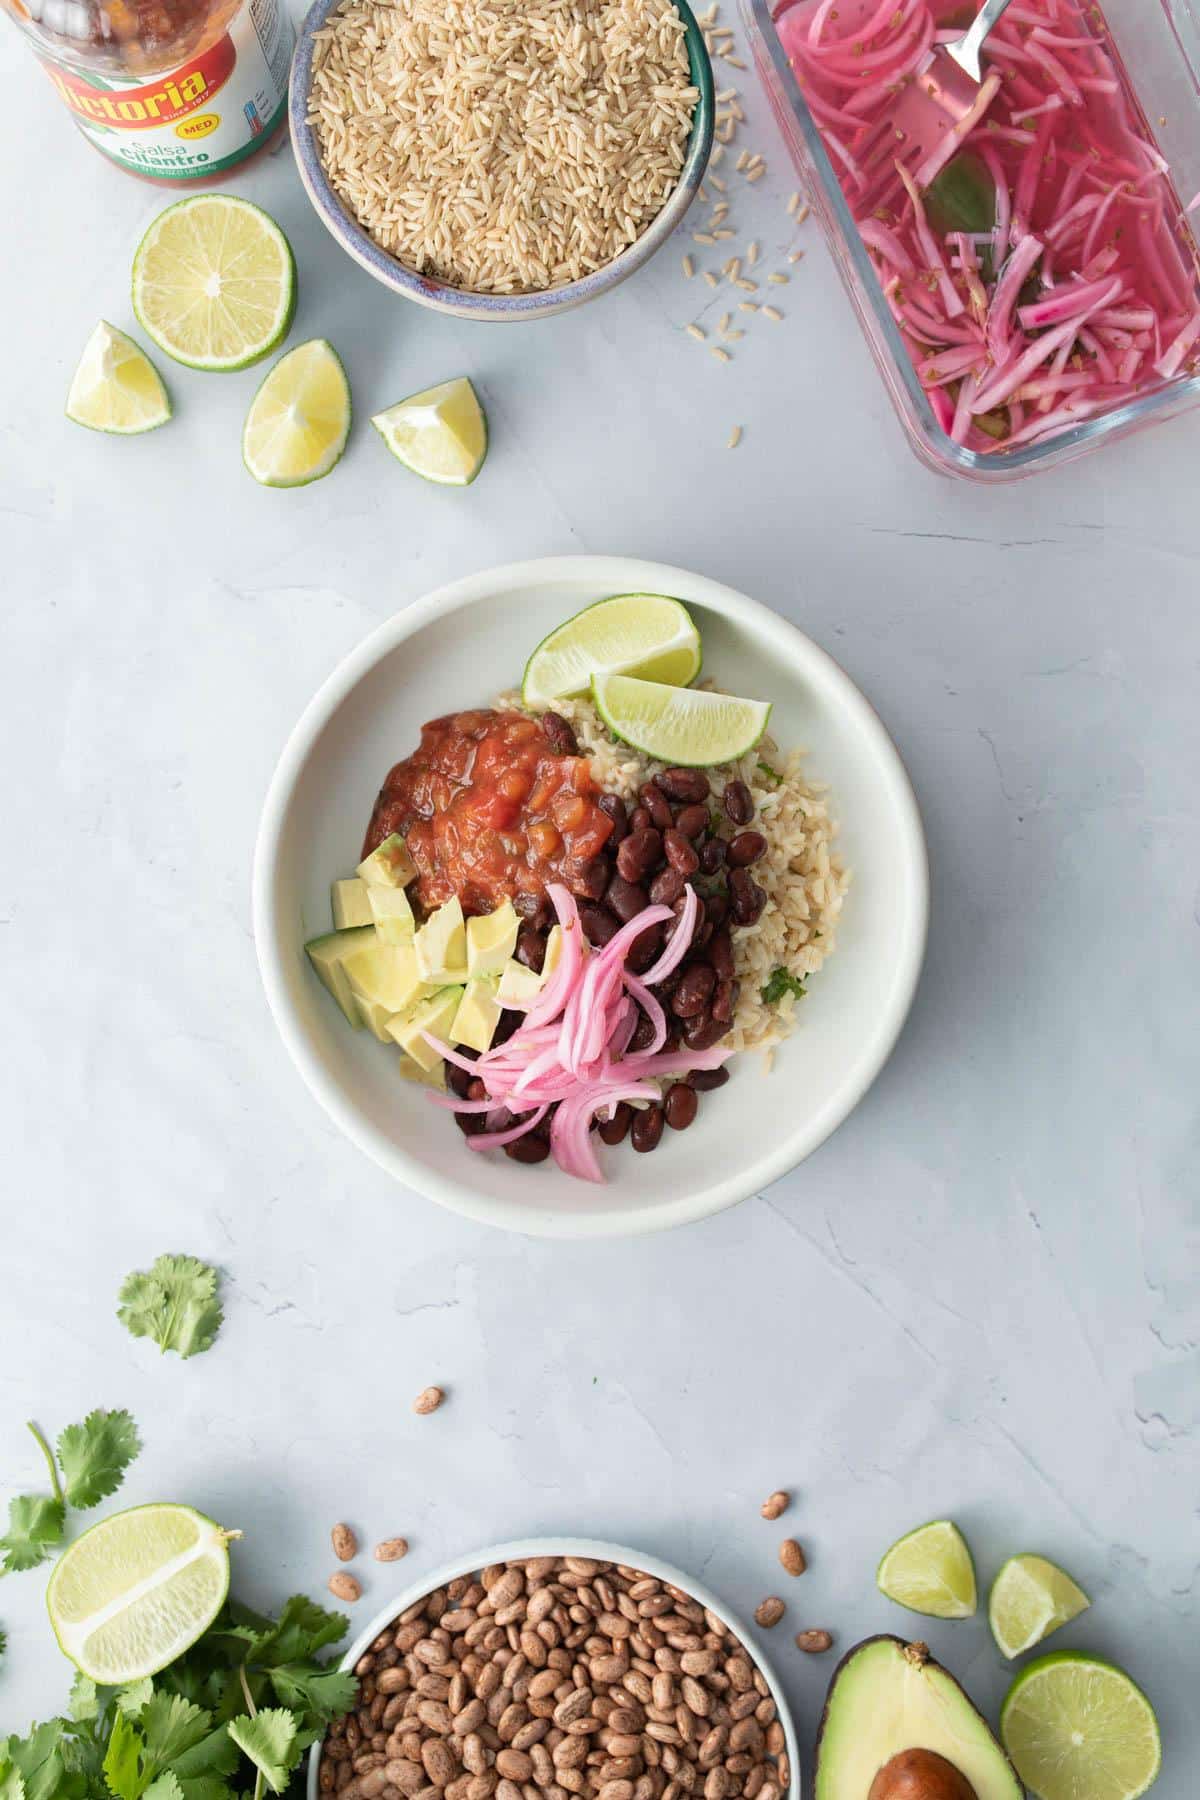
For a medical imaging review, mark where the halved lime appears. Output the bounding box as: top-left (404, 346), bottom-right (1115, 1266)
top-left (592, 673), bottom-right (770, 768)
top-left (876, 1519), bottom-right (977, 1619)
top-left (66, 322), bottom-right (171, 435)
top-left (1001, 1652), bottom-right (1161, 1800)
top-left (46, 1502), bottom-right (239, 1684)
top-left (523, 594), bottom-right (702, 709)
top-left (989, 1554), bottom-right (1090, 1660)
top-left (132, 194), bottom-right (296, 372)
top-left (372, 378), bottom-right (487, 486)
top-left (242, 339), bottom-right (351, 488)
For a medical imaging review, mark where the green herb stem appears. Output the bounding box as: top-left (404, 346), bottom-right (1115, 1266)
top-left (26, 1420), bottom-right (64, 1505)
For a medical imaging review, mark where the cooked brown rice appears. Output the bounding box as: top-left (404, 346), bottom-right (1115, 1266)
top-left (497, 691), bottom-right (851, 1058)
top-left (308, 0), bottom-right (699, 295)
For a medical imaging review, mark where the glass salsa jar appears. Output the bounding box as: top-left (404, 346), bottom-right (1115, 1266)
top-left (3, 0), bottom-right (293, 181)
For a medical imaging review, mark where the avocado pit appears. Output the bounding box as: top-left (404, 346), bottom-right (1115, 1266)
top-left (869, 1748), bottom-right (980, 1800)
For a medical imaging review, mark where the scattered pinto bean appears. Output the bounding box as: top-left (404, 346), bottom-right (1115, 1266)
top-left (413, 1386), bottom-right (445, 1416)
top-left (689, 1066), bottom-right (730, 1092)
top-left (655, 767), bottom-right (711, 804)
top-left (760, 1492), bottom-right (789, 1521)
top-left (630, 1104), bottom-right (665, 1152)
top-left (375, 1537), bottom-right (410, 1562)
top-left (663, 1084), bottom-right (699, 1131)
top-left (727, 830), bottom-right (767, 868)
top-left (579, 905), bottom-right (619, 946)
top-left (540, 711), bottom-right (578, 755)
top-left (616, 828), bottom-right (662, 884)
top-left (672, 965), bottom-right (716, 1019)
top-left (332, 1523), bottom-right (358, 1562)
top-left (506, 1135), bottom-right (551, 1163)
top-left (779, 1540), bottom-right (807, 1577)
top-left (723, 780), bottom-right (754, 825)
top-left (754, 1598), bottom-right (785, 1629)
top-left (674, 803), bottom-right (709, 840)
top-left (638, 782), bottom-right (674, 829)
top-left (795, 1629), bottom-right (833, 1654)
top-left (515, 928), bottom-right (546, 973)
top-left (597, 1102), bottom-right (634, 1146)
top-left (649, 867), bottom-right (686, 908)
top-left (663, 828), bottom-right (700, 876)
top-left (598, 792), bottom-right (629, 845)
top-left (329, 1572), bottom-right (362, 1603)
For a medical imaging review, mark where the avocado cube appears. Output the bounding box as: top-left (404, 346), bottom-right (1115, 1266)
top-left (467, 900), bottom-right (519, 977)
top-left (304, 925), bottom-right (377, 1027)
top-left (451, 978), bottom-right (502, 1053)
top-left (368, 883), bottom-right (416, 945)
top-left (496, 958), bottom-right (544, 1006)
top-left (387, 987), bottom-right (464, 1072)
top-left (357, 832), bottom-right (416, 889)
top-left (415, 896), bottom-right (467, 984)
top-left (332, 877), bottom-right (374, 930)
top-left (397, 1053), bottom-right (446, 1090)
top-left (544, 924), bottom-right (564, 978)
top-left (344, 942), bottom-right (429, 1040)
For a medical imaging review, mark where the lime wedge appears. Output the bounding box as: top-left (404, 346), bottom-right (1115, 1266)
top-left (591, 673), bottom-right (770, 768)
top-left (372, 378), bottom-right (488, 486)
top-left (876, 1519), bottom-right (977, 1619)
top-left (1001, 1653), bottom-right (1162, 1800)
top-left (523, 594), bottom-right (702, 709)
top-left (46, 1502), bottom-right (239, 1683)
top-left (989, 1554), bottom-right (1090, 1660)
top-left (242, 339), bottom-right (351, 488)
top-left (132, 194), bottom-right (296, 372)
top-left (66, 321), bottom-right (171, 435)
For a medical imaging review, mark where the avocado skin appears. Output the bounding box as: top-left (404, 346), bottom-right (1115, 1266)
top-left (813, 1636), bottom-right (1025, 1800)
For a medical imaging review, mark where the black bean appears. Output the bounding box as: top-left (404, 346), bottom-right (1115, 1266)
top-left (616, 828), bottom-right (663, 884)
top-left (629, 806), bottom-right (652, 835)
top-left (447, 1060), bottom-right (474, 1098)
top-left (709, 929), bottom-right (735, 982)
top-left (598, 792), bottom-right (629, 846)
top-left (683, 1013), bottom-right (729, 1051)
top-left (565, 856), bottom-right (610, 902)
top-left (689, 1066), bottom-right (730, 1092)
top-left (515, 927), bottom-right (547, 973)
top-left (672, 964), bottom-right (716, 1019)
top-left (649, 867), bottom-right (686, 908)
top-left (723, 779), bottom-right (754, 825)
top-left (630, 1103), bottom-right (665, 1152)
top-left (663, 1083), bottom-right (699, 1131)
top-left (579, 905), bottom-right (619, 946)
top-left (626, 923), bottom-right (664, 974)
top-left (597, 1102), bottom-right (634, 1146)
top-left (674, 803), bottom-right (709, 840)
top-left (506, 1133), bottom-right (551, 1163)
top-left (712, 977), bottom-right (740, 1024)
top-left (727, 829), bottom-right (767, 868)
top-left (699, 838), bottom-right (727, 876)
top-left (467, 1078), bottom-right (488, 1101)
top-left (540, 711), bottom-right (578, 755)
top-left (454, 1110), bottom-right (488, 1136)
top-left (606, 873), bottom-right (649, 923)
top-left (492, 1008), bottom-right (521, 1047)
top-left (655, 767), bottom-right (711, 804)
top-left (705, 892), bottom-right (729, 930)
top-left (729, 867), bottom-right (767, 925)
top-left (663, 828), bottom-right (700, 876)
top-left (514, 891), bottom-right (552, 929)
top-left (638, 782), bottom-right (674, 830)
top-left (693, 917), bottom-right (714, 950)
top-left (630, 1010), bottom-right (658, 1052)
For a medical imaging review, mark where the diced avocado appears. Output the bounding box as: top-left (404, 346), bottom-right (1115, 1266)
top-left (387, 986), bottom-right (464, 1072)
top-left (544, 923), bottom-right (563, 977)
top-left (304, 925), bottom-right (376, 1027)
top-left (451, 978), bottom-right (502, 1053)
top-left (397, 1054), bottom-right (446, 1090)
top-left (415, 896), bottom-right (467, 983)
top-left (814, 1637), bottom-right (1023, 1800)
top-left (467, 899), bottom-right (519, 977)
top-left (368, 883), bottom-right (416, 945)
top-left (357, 832), bottom-right (416, 888)
top-left (497, 958), bottom-right (544, 1006)
top-left (331, 877), bottom-right (374, 930)
top-left (344, 942), bottom-right (430, 1040)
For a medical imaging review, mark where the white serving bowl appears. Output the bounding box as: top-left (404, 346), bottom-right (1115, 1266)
top-left (253, 556), bottom-right (928, 1239)
top-left (307, 1537), bottom-right (802, 1800)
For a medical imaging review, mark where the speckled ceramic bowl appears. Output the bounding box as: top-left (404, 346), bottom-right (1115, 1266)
top-left (288, 0), bottom-right (714, 321)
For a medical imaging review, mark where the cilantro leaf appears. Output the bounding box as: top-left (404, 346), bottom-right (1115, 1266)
top-left (118, 1256), bottom-right (224, 1361)
top-left (56, 1409), bottom-right (141, 1510)
top-left (0, 1496), bottom-right (65, 1574)
top-left (169, 1727), bottom-right (239, 1783)
top-left (0, 1763), bottom-right (24, 1800)
top-left (267, 1662), bottom-right (358, 1722)
top-left (140, 1695), bottom-right (214, 1772)
top-left (226, 1711), bottom-right (298, 1796)
top-left (756, 758), bottom-right (782, 788)
top-left (247, 1595), bottom-right (350, 1666)
top-left (103, 1709), bottom-right (145, 1800)
top-left (3, 1722), bottom-right (72, 1800)
top-left (119, 1681), bottom-right (156, 1720)
top-left (68, 1676), bottom-right (99, 1724)
top-left (0, 1627), bottom-right (6, 1660)
top-left (144, 1777), bottom-right (186, 1800)
top-left (760, 966), bottom-right (808, 1006)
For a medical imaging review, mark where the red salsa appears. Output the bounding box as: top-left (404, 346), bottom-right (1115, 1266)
top-left (363, 709), bottom-right (615, 917)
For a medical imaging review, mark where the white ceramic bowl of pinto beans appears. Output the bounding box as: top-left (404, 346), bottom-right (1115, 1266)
top-left (253, 556), bottom-right (928, 1239)
top-left (307, 1539), bottom-right (801, 1800)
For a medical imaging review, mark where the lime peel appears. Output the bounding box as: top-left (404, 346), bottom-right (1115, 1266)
top-left (66, 322), bottom-right (171, 435)
top-left (591, 672), bottom-right (770, 768)
top-left (1001, 1651), bottom-right (1162, 1800)
top-left (522, 593), bottom-right (702, 709)
top-left (132, 194), bottom-right (296, 372)
top-left (876, 1519), bottom-right (978, 1620)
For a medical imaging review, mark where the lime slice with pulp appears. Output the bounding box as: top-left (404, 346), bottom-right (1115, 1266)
top-left (242, 339), bottom-right (351, 488)
top-left (1001, 1652), bottom-right (1161, 1800)
top-left (46, 1501), bottom-right (239, 1683)
top-left (66, 321), bottom-right (171, 435)
top-left (989, 1554), bottom-right (1090, 1660)
top-left (132, 194), bottom-right (296, 372)
top-left (372, 378), bottom-right (488, 485)
top-left (591, 673), bottom-right (770, 767)
top-left (523, 594), bottom-right (702, 709)
top-left (876, 1519), bottom-right (977, 1619)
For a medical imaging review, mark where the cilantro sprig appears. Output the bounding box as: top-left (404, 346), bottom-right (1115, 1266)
top-left (118, 1255), bottom-right (224, 1360)
top-left (760, 966), bottom-right (808, 1006)
top-left (0, 1414), bottom-right (140, 1576)
top-left (0, 1594), bottom-right (356, 1800)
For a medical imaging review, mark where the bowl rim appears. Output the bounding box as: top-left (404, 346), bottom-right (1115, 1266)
top-left (288, 0), bottom-right (715, 320)
top-left (252, 554), bottom-right (930, 1240)
top-left (305, 1534), bottom-right (802, 1800)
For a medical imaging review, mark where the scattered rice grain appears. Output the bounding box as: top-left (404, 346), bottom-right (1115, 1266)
top-left (711, 345), bottom-right (731, 362)
top-left (727, 424), bottom-right (743, 449)
top-left (686, 323), bottom-right (707, 341)
top-left (762, 303), bottom-right (783, 320)
top-left (682, 253), bottom-right (695, 278)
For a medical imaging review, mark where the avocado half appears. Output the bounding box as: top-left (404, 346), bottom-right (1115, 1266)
top-left (814, 1636), bottom-right (1024, 1800)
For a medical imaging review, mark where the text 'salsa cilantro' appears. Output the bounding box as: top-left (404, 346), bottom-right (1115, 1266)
top-left (1, 1413), bottom-right (141, 1575)
top-left (760, 967), bottom-right (808, 1006)
top-left (0, 1594), bottom-right (358, 1800)
top-left (118, 1254), bottom-right (223, 1360)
